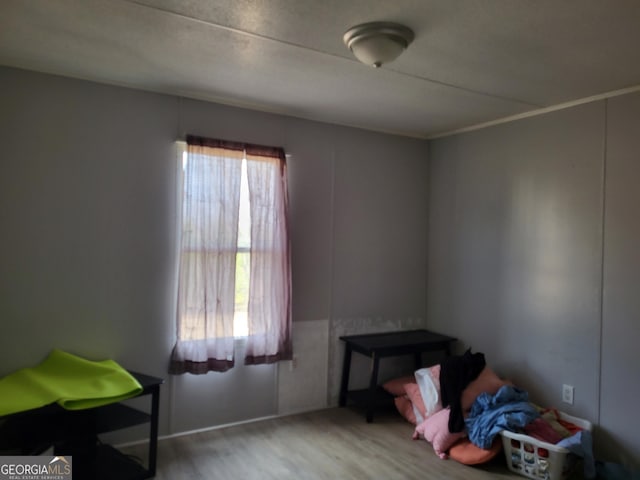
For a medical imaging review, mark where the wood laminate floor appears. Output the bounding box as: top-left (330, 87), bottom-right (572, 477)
top-left (122, 407), bottom-right (524, 479)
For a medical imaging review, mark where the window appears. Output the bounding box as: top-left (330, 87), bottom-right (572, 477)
top-left (234, 158), bottom-right (250, 337)
top-left (169, 136), bottom-right (292, 375)
top-left (176, 146), bottom-right (250, 338)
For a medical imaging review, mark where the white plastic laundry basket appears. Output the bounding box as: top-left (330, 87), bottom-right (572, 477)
top-left (500, 411), bottom-right (592, 480)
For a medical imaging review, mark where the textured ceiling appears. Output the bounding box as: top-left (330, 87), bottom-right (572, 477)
top-left (1, 0), bottom-right (640, 138)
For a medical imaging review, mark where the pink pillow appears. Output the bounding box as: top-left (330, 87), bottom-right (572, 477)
top-left (414, 408), bottom-right (466, 459)
top-left (461, 367), bottom-right (508, 412)
top-left (404, 383), bottom-right (426, 420)
top-left (382, 375), bottom-right (416, 396)
top-left (394, 395), bottom-right (417, 424)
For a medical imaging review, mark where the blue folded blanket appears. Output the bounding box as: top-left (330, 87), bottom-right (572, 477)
top-left (465, 385), bottom-right (540, 449)
top-left (0, 349), bottom-right (142, 416)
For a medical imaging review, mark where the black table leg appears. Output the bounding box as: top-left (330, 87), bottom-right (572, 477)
top-left (148, 384), bottom-right (160, 477)
top-left (339, 345), bottom-right (352, 407)
top-left (414, 352), bottom-right (422, 370)
top-left (366, 354), bottom-right (380, 423)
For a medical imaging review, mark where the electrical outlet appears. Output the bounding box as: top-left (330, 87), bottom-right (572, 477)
top-left (562, 384), bottom-right (574, 405)
top-left (289, 355), bottom-right (298, 372)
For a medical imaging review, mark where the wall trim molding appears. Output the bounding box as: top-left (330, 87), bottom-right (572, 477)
top-left (117, 407), bottom-right (334, 449)
top-left (427, 84), bottom-right (640, 140)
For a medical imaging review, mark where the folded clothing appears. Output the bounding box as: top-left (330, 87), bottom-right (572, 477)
top-left (0, 349), bottom-right (142, 416)
top-left (524, 417), bottom-right (564, 444)
top-left (541, 408), bottom-right (584, 437)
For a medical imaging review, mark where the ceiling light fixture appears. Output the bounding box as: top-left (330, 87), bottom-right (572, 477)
top-left (343, 22), bottom-right (414, 68)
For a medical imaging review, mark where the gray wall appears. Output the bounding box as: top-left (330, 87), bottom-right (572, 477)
top-left (427, 96), bottom-right (640, 469)
top-left (0, 67), bottom-right (428, 435)
top-left (601, 93), bottom-right (640, 468)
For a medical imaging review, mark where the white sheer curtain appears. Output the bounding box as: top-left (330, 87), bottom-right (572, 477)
top-left (170, 136), bottom-right (292, 375)
top-left (244, 150), bottom-right (292, 365)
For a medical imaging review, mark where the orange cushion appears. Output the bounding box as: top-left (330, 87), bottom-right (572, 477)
top-left (448, 437), bottom-right (502, 465)
top-left (382, 375), bottom-right (416, 396)
top-left (461, 367), bottom-right (509, 412)
top-left (394, 395), bottom-right (417, 424)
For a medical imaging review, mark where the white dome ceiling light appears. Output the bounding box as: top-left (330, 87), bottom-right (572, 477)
top-left (343, 22), bottom-right (415, 68)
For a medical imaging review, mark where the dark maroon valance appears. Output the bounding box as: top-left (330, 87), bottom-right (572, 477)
top-left (186, 134), bottom-right (285, 161)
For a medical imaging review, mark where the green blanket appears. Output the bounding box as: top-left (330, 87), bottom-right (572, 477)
top-left (0, 349), bottom-right (143, 416)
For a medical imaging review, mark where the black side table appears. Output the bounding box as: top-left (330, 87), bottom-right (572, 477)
top-left (0, 370), bottom-right (163, 479)
top-left (339, 329), bottom-right (456, 422)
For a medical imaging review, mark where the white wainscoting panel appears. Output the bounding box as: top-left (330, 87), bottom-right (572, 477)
top-left (277, 319), bottom-right (329, 415)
